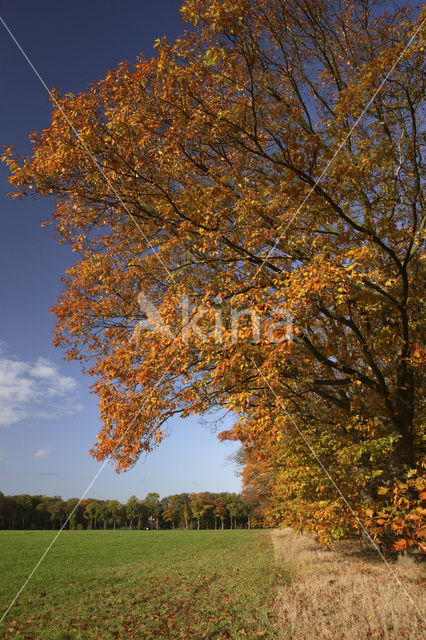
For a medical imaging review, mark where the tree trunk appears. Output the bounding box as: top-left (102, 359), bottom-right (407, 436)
top-left (392, 365), bottom-right (415, 471)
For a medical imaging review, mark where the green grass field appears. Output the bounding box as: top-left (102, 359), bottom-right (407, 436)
top-left (0, 530), bottom-right (279, 639)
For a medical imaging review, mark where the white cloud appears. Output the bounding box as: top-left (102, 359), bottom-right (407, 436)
top-left (30, 358), bottom-right (57, 379)
top-left (30, 357), bottom-right (77, 396)
top-left (33, 448), bottom-right (52, 459)
top-left (0, 350), bottom-right (81, 427)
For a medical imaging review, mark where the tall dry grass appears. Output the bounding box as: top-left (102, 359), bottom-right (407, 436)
top-left (271, 528), bottom-right (425, 639)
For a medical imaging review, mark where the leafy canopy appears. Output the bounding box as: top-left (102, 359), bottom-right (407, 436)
top-left (4, 0), bottom-right (425, 548)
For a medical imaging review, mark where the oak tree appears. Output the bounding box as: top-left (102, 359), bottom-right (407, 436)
top-left (4, 0), bottom-right (425, 549)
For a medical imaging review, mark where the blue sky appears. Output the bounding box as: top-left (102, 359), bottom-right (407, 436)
top-left (0, 0), bottom-right (241, 501)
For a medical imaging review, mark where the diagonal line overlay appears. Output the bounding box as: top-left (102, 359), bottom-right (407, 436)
top-left (249, 356), bottom-right (425, 623)
top-left (251, 16), bottom-right (426, 282)
top-left (1, 7), bottom-right (424, 629)
top-left (0, 14), bottom-right (175, 284)
top-left (0, 351), bottom-right (179, 624)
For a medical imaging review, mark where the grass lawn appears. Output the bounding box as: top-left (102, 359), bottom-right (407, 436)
top-left (0, 530), bottom-right (279, 639)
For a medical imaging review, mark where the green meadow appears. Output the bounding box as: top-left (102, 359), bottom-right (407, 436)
top-left (0, 530), bottom-right (279, 639)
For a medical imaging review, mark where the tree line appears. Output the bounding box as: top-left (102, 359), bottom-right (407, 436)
top-left (0, 491), bottom-right (257, 531)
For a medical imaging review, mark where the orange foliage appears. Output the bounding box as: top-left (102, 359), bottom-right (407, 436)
top-left (3, 0), bottom-right (425, 549)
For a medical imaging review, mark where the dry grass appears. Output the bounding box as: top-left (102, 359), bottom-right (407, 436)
top-left (271, 528), bottom-right (426, 640)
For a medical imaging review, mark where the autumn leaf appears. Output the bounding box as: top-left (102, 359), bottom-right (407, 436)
top-left (3, 0), bottom-right (425, 550)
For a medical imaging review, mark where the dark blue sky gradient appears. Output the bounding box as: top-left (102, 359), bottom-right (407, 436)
top-left (0, 0), bottom-right (241, 500)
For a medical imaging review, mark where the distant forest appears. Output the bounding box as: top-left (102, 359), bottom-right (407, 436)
top-left (0, 491), bottom-right (258, 531)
